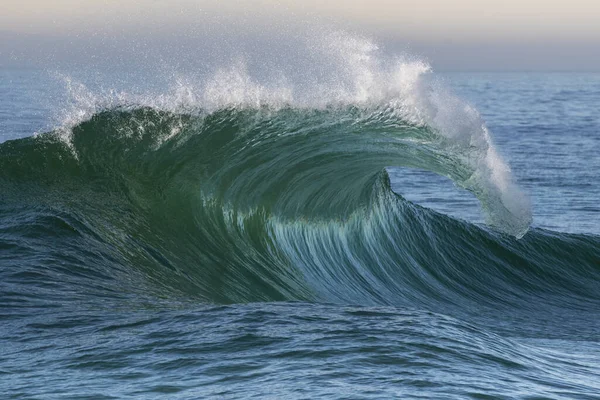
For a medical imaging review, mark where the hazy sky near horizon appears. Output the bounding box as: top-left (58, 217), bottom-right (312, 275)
top-left (2, 0), bottom-right (600, 71)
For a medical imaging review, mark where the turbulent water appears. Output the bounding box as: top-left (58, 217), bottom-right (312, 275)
top-left (1, 34), bottom-right (600, 399)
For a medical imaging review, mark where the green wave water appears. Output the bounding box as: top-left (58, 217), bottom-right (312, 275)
top-left (1, 106), bottom-right (597, 312)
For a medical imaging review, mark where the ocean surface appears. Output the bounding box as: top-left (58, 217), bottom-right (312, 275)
top-left (1, 34), bottom-right (599, 399)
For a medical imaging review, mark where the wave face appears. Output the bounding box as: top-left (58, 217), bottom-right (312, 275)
top-left (1, 103), bottom-right (598, 312)
top-left (2, 31), bottom-right (599, 316)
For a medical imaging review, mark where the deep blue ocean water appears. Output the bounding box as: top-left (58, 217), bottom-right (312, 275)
top-left (1, 61), bottom-right (599, 399)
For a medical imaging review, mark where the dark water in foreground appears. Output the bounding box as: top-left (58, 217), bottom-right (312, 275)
top-left (1, 61), bottom-right (599, 398)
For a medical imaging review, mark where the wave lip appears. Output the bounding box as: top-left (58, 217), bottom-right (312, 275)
top-left (51, 35), bottom-right (531, 236)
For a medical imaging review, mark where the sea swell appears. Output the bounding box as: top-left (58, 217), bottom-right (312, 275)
top-left (0, 105), bottom-right (598, 315)
top-left (4, 30), bottom-right (600, 320)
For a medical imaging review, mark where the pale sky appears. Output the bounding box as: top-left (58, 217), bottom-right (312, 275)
top-left (2, 0), bottom-right (600, 70)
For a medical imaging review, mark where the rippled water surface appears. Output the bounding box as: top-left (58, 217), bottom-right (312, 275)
top-left (1, 64), bottom-right (599, 399)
